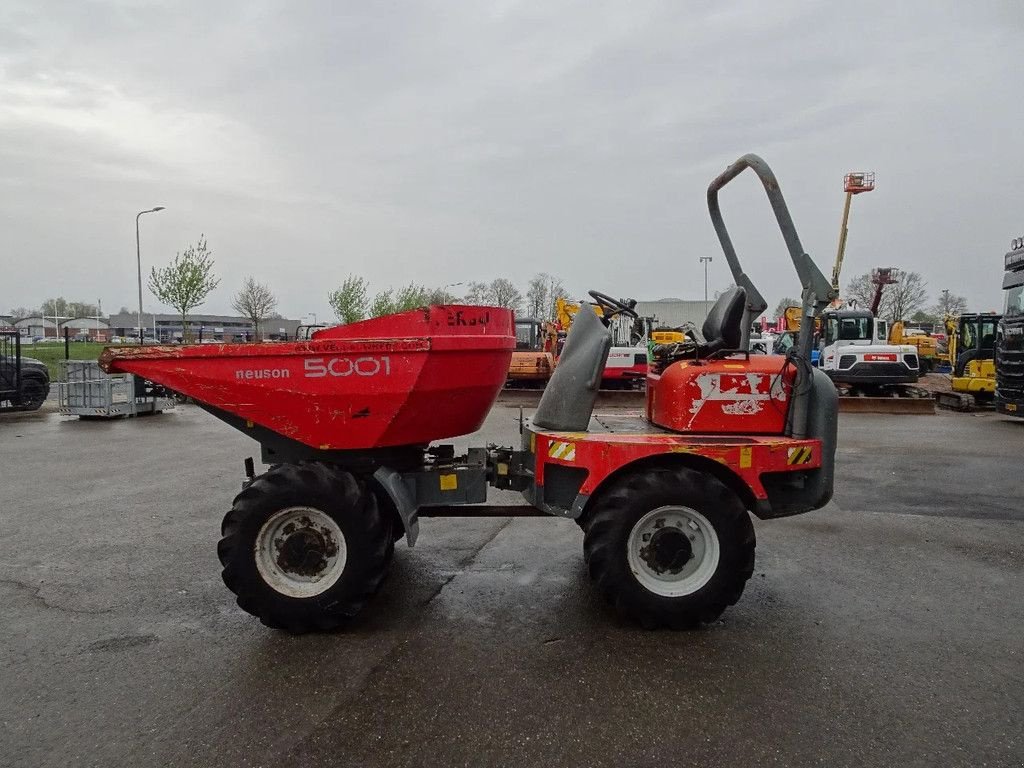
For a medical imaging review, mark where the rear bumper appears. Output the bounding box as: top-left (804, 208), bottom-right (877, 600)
top-left (827, 362), bottom-right (918, 385)
top-left (995, 390), bottom-right (1024, 417)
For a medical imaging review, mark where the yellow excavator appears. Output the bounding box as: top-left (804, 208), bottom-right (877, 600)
top-left (888, 321), bottom-right (939, 372)
top-left (936, 313), bottom-right (999, 410)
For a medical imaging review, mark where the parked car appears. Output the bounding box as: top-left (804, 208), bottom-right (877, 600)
top-left (0, 351), bottom-right (50, 411)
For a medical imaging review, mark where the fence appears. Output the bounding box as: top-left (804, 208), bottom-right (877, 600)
top-left (57, 360), bottom-right (175, 418)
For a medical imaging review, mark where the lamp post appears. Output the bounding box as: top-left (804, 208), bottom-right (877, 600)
top-left (699, 256), bottom-right (713, 319)
top-left (136, 206), bottom-right (165, 344)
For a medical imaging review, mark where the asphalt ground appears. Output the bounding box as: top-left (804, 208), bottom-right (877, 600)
top-left (1, 404), bottom-right (1021, 767)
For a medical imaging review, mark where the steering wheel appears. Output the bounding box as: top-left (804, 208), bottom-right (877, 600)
top-left (588, 290), bottom-right (639, 320)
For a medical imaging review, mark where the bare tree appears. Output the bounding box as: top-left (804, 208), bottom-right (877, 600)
top-left (425, 287), bottom-right (459, 305)
top-left (844, 273), bottom-right (876, 310)
top-left (932, 289), bottom-right (968, 319)
top-left (148, 235), bottom-right (220, 342)
top-left (231, 277), bottom-right (278, 340)
top-left (487, 278), bottom-right (523, 313)
top-left (773, 297), bottom-right (800, 317)
top-left (463, 281), bottom-right (489, 304)
top-left (885, 271), bottom-right (928, 321)
top-left (328, 276), bottom-right (369, 324)
top-left (846, 270), bottom-right (928, 321)
top-left (525, 273), bottom-right (568, 322)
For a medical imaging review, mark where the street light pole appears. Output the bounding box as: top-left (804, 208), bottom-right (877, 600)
top-left (136, 206), bottom-right (165, 344)
top-left (699, 256), bottom-right (713, 319)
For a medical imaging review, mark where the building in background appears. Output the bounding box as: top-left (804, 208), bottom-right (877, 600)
top-left (60, 318), bottom-right (111, 341)
top-left (633, 299), bottom-right (709, 331)
top-left (12, 316), bottom-right (58, 339)
top-left (105, 312), bottom-right (302, 342)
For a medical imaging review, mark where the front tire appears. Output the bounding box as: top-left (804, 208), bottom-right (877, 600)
top-left (218, 462), bottom-right (392, 632)
top-left (583, 466), bottom-right (755, 629)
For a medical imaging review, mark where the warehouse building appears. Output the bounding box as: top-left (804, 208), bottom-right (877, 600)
top-left (633, 299), bottom-right (710, 330)
top-left (106, 312), bottom-right (303, 342)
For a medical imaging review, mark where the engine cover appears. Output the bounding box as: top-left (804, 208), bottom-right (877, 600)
top-left (647, 356), bottom-right (795, 434)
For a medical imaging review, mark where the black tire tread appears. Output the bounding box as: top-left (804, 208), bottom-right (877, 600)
top-left (218, 462), bottom-right (392, 633)
top-left (583, 466), bottom-right (755, 629)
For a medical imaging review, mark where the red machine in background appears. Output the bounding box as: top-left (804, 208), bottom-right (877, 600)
top-left (103, 153), bottom-right (838, 633)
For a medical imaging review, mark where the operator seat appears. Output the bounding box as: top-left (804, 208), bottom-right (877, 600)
top-left (650, 286), bottom-right (747, 371)
top-left (956, 333), bottom-right (997, 377)
top-left (697, 285), bottom-right (746, 357)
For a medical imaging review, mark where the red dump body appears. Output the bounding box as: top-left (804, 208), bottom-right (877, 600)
top-left (100, 306), bottom-right (515, 449)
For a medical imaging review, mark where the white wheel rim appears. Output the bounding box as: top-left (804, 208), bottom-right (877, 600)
top-left (255, 507), bottom-right (347, 598)
top-left (626, 505), bottom-right (720, 597)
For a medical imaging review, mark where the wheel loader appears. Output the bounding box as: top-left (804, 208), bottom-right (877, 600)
top-left (101, 154), bottom-right (839, 632)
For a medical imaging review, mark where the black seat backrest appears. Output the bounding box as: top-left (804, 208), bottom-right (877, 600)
top-left (532, 304), bottom-right (611, 432)
top-left (699, 286), bottom-right (747, 356)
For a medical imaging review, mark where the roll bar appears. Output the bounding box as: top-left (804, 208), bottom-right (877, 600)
top-left (707, 153), bottom-right (835, 351)
top-left (707, 154), bottom-right (837, 437)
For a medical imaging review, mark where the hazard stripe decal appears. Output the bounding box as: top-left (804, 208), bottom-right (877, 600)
top-left (787, 446), bottom-right (813, 465)
top-left (547, 440), bottom-right (576, 462)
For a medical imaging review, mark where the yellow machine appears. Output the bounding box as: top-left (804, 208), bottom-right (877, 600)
top-left (945, 314), bottom-right (998, 402)
top-left (507, 318), bottom-right (559, 387)
top-left (888, 321), bottom-right (939, 372)
top-left (556, 297), bottom-right (603, 330)
top-left (783, 305), bottom-right (802, 332)
top-left (650, 328), bottom-right (686, 344)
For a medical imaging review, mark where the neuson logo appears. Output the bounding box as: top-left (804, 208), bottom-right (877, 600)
top-left (236, 368), bottom-right (290, 380)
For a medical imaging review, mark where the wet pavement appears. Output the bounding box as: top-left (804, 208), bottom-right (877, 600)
top-left (1, 405), bottom-right (1022, 767)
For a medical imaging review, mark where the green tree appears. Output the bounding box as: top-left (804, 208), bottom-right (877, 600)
top-left (369, 289), bottom-right (395, 317)
top-left (148, 235), bottom-right (220, 342)
top-left (231, 277), bottom-right (278, 340)
top-left (328, 276), bottom-right (369, 324)
top-left (393, 284), bottom-right (430, 311)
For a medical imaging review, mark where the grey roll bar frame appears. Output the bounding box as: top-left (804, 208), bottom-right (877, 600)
top-left (707, 153), bottom-right (837, 436)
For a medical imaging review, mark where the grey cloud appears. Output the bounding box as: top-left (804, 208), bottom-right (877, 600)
top-left (1, 0), bottom-right (1021, 320)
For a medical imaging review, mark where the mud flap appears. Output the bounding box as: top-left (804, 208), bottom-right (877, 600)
top-left (373, 466), bottom-right (420, 546)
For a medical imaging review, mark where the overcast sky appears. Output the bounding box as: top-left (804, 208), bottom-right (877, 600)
top-left (2, 0), bottom-right (1021, 322)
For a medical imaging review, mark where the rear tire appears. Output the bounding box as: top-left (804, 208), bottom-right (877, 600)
top-left (218, 462), bottom-right (392, 632)
top-left (17, 377), bottom-right (48, 411)
top-left (583, 466), bottom-right (755, 629)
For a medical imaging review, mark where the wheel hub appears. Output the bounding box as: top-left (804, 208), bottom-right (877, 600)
top-left (276, 525), bottom-right (338, 577)
top-left (626, 505), bottom-right (721, 598)
top-left (642, 526), bottom-right (693, 574)
top-left (255, 507), bottom-right (347, 598)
